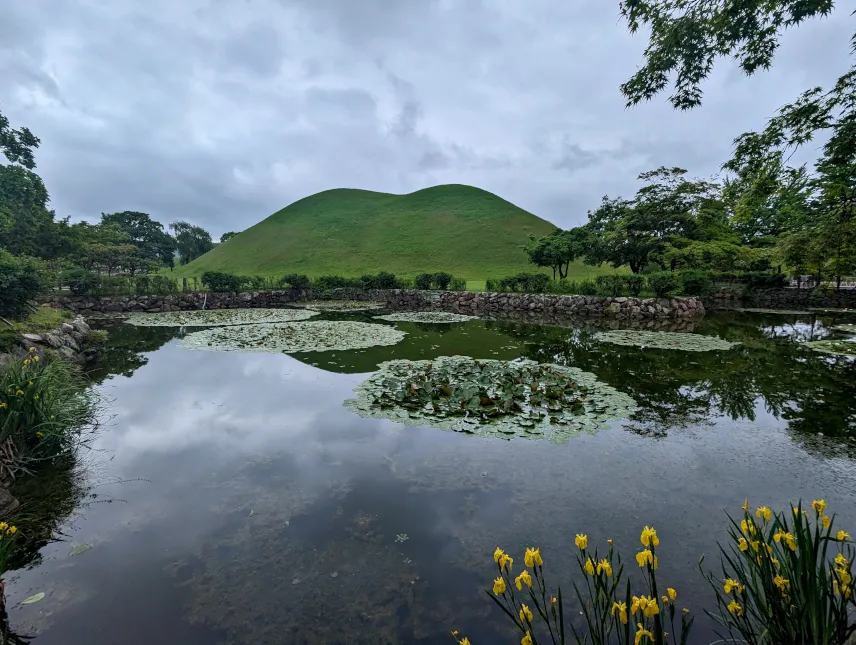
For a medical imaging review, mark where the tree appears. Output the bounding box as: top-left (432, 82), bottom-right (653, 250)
top-left (0, 110), bottom-right (40, 170)
top-left (220, 231), bottom-right (239, 243)
top-left (101, 211), bottom-right (176, 273)
top-left (618, 1), bottom-right (840, 110)
top-left (524, 228), bottom-right (587, 279)
top-left (170, 221), bottom-right (213, 265)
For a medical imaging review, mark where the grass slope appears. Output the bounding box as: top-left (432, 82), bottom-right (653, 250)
top-left (171, 184), bottom-right (616, 282)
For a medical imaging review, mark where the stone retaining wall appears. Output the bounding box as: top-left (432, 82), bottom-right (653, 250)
top-left (707, 288), bottom-right (856, 310)
top-left (46, 288), bottom-right (705, 320)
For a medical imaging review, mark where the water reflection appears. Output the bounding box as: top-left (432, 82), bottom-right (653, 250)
top-left (4, 309), bottom-right (856, 644)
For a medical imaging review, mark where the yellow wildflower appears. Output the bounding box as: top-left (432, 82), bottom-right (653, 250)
top-left (584, 558), bottom-right (595, 576)
top-left (834, 553), bottom-right (849, 567)
top-left (682, 608), bottom-right (689, 614)
top-left (6, 526), bottom-right (15, 535)
top-left (596, 558), bottom-right (613, 577)
top-left (727, 600), bottom-right (743, 616)
top-left (635, 549), bottom-right (658, 569)
top-left (667, 587), bottom-right (677, 601)
top-left (521, 632), bottom-right (533, 645)
top-left (836, 568), bottom-right (852, 586)
top-left (36, 432), bottom-right (43, 438)
top-left (756, 506), bottom-right (771, 521)
top-left (515, 570), bottom-right (532, 591)
top-left (0, 523), bottom-right (7, 531)
top-left (460, 639), bottom-right (471, 645)
top-left (812, 499), bottom-right (827, 515)
top-left (837, 530), bottom-right (850, 541)
top-left (15, 390), bottom-right (23, 396)
top-left (574, 534), bottom-right (587, 550)
top-left (27, 381), bottom-right (32, 386)
top-left (771, 557), bottom-right (780, 567)
top-left (773, 575), bottom-right (790, 592)
top-left (524, 547), bottom-right (543, 568)
top-left (499, 553), bottom-right (513, 572)
top-left (0, 402), bottom-right (6, 409)
top-left (640, 526), bottom-right (660, 547)
top-left (740, 519), bottom-right (756, 536)
top-left (724, 578), bottom-right (744, 594)
top-left (822, 515), bottom-right (832, 529)
top-left (33, 355), bottom-right (39, 361)
top-left (635, 624), bottom-right (654, 645)
top-left (611, 601), bottom-right (628, 624)
top-left (742, 498), bottom-right (749, 511)
top-left (28, 347), bottom-right (36, 353)
top-left (493, 577), bottom-right (506, 595)
top-left (33, 395), bottom-right (38, 400)
top-left (773, 530), bottom-right (797, 551)
top-left (551, 596), bottom-right (557, 606)
top-left (643, 598), bottom-right (659, 618)
top-left (519, 604), bottom-right (533, 623)
top-left (494, 547), bottom-right (504, 563)
top-left (22, 359), bottom-right (30, 366)
top-left (749, 540), bottom-right (760, 552)
top-left (607, 538), bottom-right (613, 546)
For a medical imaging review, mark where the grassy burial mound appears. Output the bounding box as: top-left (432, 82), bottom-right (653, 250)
top-left (171, 185), bottom-right (561, 281)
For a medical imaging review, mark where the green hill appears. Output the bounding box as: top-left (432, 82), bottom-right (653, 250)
top-left (172, 184), bottom-right (606, 282)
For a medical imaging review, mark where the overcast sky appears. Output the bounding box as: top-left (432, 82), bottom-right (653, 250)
top-left (1, 1), bottom-right (852, 238)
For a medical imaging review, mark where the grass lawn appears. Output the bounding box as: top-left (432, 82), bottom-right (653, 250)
top-left (0, 307), bottom-right (71, 352)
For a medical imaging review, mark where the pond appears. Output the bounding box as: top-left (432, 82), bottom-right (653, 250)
top-left (4, 307), bottom-right (856, 644)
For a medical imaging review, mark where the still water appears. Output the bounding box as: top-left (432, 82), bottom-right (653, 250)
top-left (4, 309), bottom-right (856, 644)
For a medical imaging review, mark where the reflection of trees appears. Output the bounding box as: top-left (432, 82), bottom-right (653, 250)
top-left (85, 321), bottom-right (176, 384)
top-left (493, 313), bottom-right (856, 441)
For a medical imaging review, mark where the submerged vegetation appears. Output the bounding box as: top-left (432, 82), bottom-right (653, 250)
top-left (455, 500), bottom-right (854, 645)
top-left (594, 330), bottom-right (738, 352)
top-left (343, 356), bottom-right (636, 442)
top-left (180, 320), bottom-right (407, 353)
top-left (125, 308), bottom-right (318, 327)
top-left (373, 312), bottom-right (479, 324)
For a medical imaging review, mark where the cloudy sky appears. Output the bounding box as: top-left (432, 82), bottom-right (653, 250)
top-left (1, 0), bottom-right (852, 238)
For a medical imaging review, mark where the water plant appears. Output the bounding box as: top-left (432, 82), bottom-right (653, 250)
top-left (832, 324), bottom-right (856, 335)
top-left (0, 352), bottom-right (99, 479)
top-left (125, 308), bottom-right (318, 327)
top-left (294, 300), bottom-right (386, 312)
top-left (179, 320), bottom-right (407, 353)
top-left (595, 331), bottom-right (737, 352)
top-left (343, 356), bottom-right (636, 442)
top-left (452, 525), bottom-right (694, 645)
top-left (804, 339), bottom-right (856, 357)
top-left (373, 312), bottom-right (479, 324)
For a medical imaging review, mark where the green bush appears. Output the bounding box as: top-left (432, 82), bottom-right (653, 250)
top-left (313, 275), bottom-right (363, 290)
top-left (414, 273), bottom-right (433, 290)
top-left (0, 251), bottom-right (48, 319)
top-left (0, 354), bottom-right (99, 478)
top-left (281, 274), bottom-right (310, 290)
top-left (201, 271), bottom-right (245, 293)
top-left (485, 278), bottom-right (499, 292)
top-left (434, 272), bottom-right (453, 290)
top-left (359, 272), bottom-right (400, 289)
top-left (677, 269), bottom-right (715, 296)
top-left (497, 273), bottom-right (550, 293)
top-left (149, 275), bottom-right (178, 295)
top-left (449, 277), bottom-right (467, 291)
top-left (744, 271), bottom-right (788, 290)
top-left (64, 267), bottom-right (99, 297)
top-left (647, 272), bottom-right (680, 297)
top-left (622, 274), bottom-right (645, 297)
top-left (595, 275), bottom-right (626, 297)
top-left (577, 280), bottom-right (598, 295)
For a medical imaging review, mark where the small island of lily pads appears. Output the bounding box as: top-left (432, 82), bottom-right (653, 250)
top-left (179, 320), bottom-right (406, 353)
top-left (126, 308), bottom-right (318, 327)
top-left (595, 330), bottom-right (738, 352)
top-left (373, 312), bottom-right (479, 324)
top-left (343, 355), bottom-right (637, 443)
top-left (804, 339), bottom-right (856, 357)
top-left (292, 300), bottom-right (386, 312)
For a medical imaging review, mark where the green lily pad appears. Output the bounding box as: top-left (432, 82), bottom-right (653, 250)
top-left (595, 330), bottom-right (737, 352)
top-left (69, 544), bottom-right (92, 556)
top-left (343, 356), bottom-right (637, 443)
top-left (21, 593), bottom-right (45, 605)
top-left (180, 321), bottom-right (406, 353)
top-left (126, 308), bottom-right (318, 327)
top-left (805, 339), bottom-right (856, 356)
top-left (832, 324), bottom-right (856, 335)
top-left (734, 307), bottom-right (813, 315)
top-left (373, 312), bottom-right (479, 323)
top-left (293, 300), bottom-right (386, 312)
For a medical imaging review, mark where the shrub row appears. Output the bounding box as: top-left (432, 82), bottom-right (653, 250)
top-left (485, 270), bottom-right (718, 298)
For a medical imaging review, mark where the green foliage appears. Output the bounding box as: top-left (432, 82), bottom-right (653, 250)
top-left (497, 273), bottom-right (551, 293)
top-left (595, 275), bottom-right (626, 297)
top-left (0, 109), bottom-right (40, 170)
top-left (101, 211), bottom-right (176, 270)
top-left (701, 500), bottom-right (855, 645)
top-left (313, 275), bottom-right (364, 290)
top-left (525, 228), bottom-right (589, 279)
top-left (220, 231), bottom-right (239, 243)
top-left (64, 267), bottom-right (98, 296)
top-left (449, 277), bottom-right (467, 291)
top-left (0, 249), bottom-right (48, 319)
top-left (434, 272), bottom-right (453, 290)
top-left (618, 1), bottom-right (836, 110)
top-left (622, 275), bottom-right (645, 297)
top-left (281, 274), bottom-right (310, 290)
top-left (167, 185), bottom-right (557, 281)
top-left (0, 354), bottom-right (99, 478)
top-left (360, 272), bottom-right (400, 289)
top-left (676, 270), bottom-right (714, 297)
top-left (743, 272), bottom-right (788, 290)
top-left (170, 221), bottom-right (213, 265)
top-left (646, 272), bottom-right (680, 298)
top-left (201, 271), bottom-right (244, 293)
top-left (414, 273), bottom-right (434, 290)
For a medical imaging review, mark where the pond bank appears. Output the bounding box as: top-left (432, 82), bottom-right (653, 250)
top-left (45, 288), bottom-right (705, 320)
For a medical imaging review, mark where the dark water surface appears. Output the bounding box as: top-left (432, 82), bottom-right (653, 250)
top-left (5, 309), bottom-right (856, 644)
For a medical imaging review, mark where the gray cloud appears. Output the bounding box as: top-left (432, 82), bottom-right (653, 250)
top-left (0, 0), bottom-right (852, 235)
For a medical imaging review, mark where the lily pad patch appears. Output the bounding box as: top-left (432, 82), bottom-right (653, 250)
top-left (126, 308), bottom-right (318, 327)
top-left (595, 330), bottom-right (737, 352)
top-left (805, 339), bottom-right (856, 357)
top-left (343, 356), bottom-right (636, 443)
top-left (179, 321), bottom-right (406, 353)
top-left (735, 307), bottom-right (813, 315)
top-left (373, 312), bottom-right (479, 324)
top-left (293, 300), bottom-right (386, 312)
top-left (832, 324), bottom-right (856, 335)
